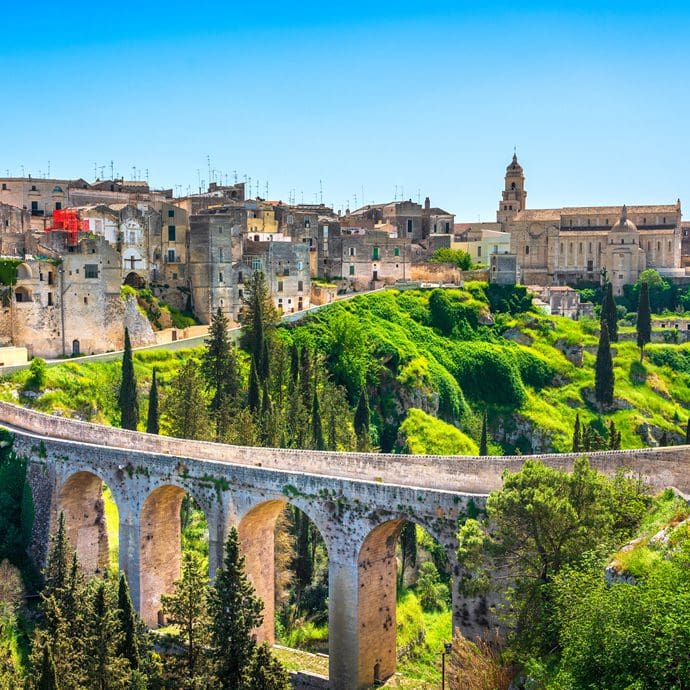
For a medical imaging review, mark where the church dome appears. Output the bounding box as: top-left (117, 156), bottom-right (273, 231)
top-left (611, 205), bottom-right (638, 233)
top-left (506, 153), bottom-right (523, 175)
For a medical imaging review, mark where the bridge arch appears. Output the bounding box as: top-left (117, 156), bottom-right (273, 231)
top-left (56, 470), bottom-right (119, 577)
top-left (139, 482), bottom-right (212, 628)
top-left (235, 497), bottom-right (331, 648)
top-left (355, 515), bottom-right (455, 687)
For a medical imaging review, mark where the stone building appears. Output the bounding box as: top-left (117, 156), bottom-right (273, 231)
top-left (175, 182), bottom-right (245, 215)
top-left (0, 203), bottom-right (31, 255)
top-left (321, 226), bottom-right (412, 291)
top-left (242, 240), bottom-right (311, 314)
top-left (188, 205), bottom-right (245, 323)
top-left (466, 154), bottom-right (684, 293)
top-left (0, 235), bottom-right (154, 358)
top-left (454, 224), bottom-right (511, 265)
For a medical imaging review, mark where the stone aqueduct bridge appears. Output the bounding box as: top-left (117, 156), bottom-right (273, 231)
top-left (2, 401), bottom-right (690, 689)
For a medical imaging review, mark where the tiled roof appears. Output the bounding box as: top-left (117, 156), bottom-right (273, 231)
top-left (513, 209), bottom-right (561, 221)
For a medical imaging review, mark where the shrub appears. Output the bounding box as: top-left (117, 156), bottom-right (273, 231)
top-left (24, 357), bottom-right (47, 391)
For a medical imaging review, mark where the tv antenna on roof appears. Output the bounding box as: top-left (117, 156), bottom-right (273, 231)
top-left (319, 179), bottom-right (323, 205)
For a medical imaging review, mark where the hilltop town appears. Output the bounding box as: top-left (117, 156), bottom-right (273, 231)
top-left (1, 154), bottom-right (688, 362)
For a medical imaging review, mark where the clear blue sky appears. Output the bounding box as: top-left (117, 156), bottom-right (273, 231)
top-left (2, 1), bottom-right (689, 219)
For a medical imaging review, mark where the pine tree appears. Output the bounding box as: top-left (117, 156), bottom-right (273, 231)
top-left (311, 390), bottom-right (325, 451)
top-left (163, 359), bottom-right (211, 440)
top-left (354, 386), bottom-right (370, 450)
top-left (207, 527), bottom-right (264, 690)
top-left (161, 551), bottom-right (211, 688)
top-left (246, 643), bottom-right (291, 690)
top-left (601, 282), bottom-right (619, 343)
top-left (118, 328), bottom-right (139, 430)
top-left (595, 322), bottom-right (615, 408)
top-left (36, 642), bottom-right (59, 690)
top-left (637, 282), bottom-right (652, 361)
top-left (479, 411), bottom-right (488, 456)
top-left (117, 574), bottom-right (140, 671)
top-left (146, 368), bottom-right (159, 435)
top-left (248, 356), bottom-right (261, 414)
top-left (202, 308), bottom-right (242, 438)
top-left (85, 581), bottom-right (129, 690)
top-left (572, 413), bottom-right (582, 452)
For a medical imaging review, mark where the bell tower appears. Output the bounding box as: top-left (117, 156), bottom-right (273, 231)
top-left (497, 153), bottom-right (527, 224)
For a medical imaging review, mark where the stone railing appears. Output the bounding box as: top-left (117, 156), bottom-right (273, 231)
top-left (2, 401), bottom-right (690, 495)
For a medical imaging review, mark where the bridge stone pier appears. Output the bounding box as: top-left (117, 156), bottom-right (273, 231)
top-left (3, 402), bottom-right (690, 689)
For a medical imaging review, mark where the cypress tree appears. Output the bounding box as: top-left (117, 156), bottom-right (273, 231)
top-left (398, 521), bottom-right (417, 590)
top-left (311, 389), bottom-right (325, 451)
top-left (36, 642), bottom-right (59, 690)
top-left (572, 413), bottom-right (582, 452)
top-left (637, 282), bottom-right (652, 361)
top-left (292, 510), bottom-right (313, 607)
top-left (247, 642), bottom-right (291, 690)
top-left (146, 368), bottom-right (159, 435)
top-left (289, 342), bottom-right (300, 383)
top-left (248, 356), bottom-right (261, 413)
top-left (595, 322), bottom-right (615, 408)
top-left (686, 418), bottom-right (690, 444)
top-left (260, 338), bottom-right (271, 384)
top-left (117, 573), bottom-right (140, 671)
top-left (479, 411), bottom-right (488, 456)
top-left (608, 420), bottom-right (621, 450)
top-left (207, 527), bottom-right (264, 690)
top-left (118, 328), bottom-right (139, 430)
top-left (44, 512), bottom-right (70, 597)
top-left (261, 378), bottom-right (272, 417)
top-left (299, 346), bottom-right (312, 410)
top-left (601, 282), bottom-right (619, 343)
top-left (354, 386), bottom-right (370, 449)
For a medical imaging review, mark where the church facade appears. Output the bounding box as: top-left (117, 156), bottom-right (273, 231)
top-left (493, 155), bottom-right (683, 294)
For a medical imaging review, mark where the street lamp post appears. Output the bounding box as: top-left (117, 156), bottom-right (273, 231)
top-left (441, 640), bottom-right (453, 690)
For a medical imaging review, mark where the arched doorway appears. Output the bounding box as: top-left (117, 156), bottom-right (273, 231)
top-left (56, 471), bottom-right (120, 576)
top-left (124, 271), bottom-right (145, 289)
top-left (72, 339), bottom-right (80, 356)
top-left (357, 519), bottom-right (452, 687)
top-left (139, 485), bottom-right (209, 628)
top-left (237, 501), bottom-right (329, 651)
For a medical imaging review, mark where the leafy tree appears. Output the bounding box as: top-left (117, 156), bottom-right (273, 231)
top-left (354, 386), bottom-right (371, 450)
top-left (163, 359), bottom-right (211, 440)
top-left (601, 282), bottom-right (618, 343)
top-left (311, 390), bottom-right (325, 451)
top-left (207, 527), bottom-right (263, 690)
top-left (427, 247), bottom-right (473, 270)
top-left (572, 413), bottom-right (581, 453)
top-left (246, 643), bottom-right (291, 690)
top-left (398, 522), bottom-right (417, 590)
top-left (161, 551), bottom-right (211, 688)
top-left (479, 411), bottom-right (488, 456)
top-left (35, 643), bottom-right (59, 690)
top-left (456, 458), bottom-right (648, 655)
top-left (118, 328), bottom-right (139, 430)
top-left (594, 322), bottom-right (614, 407)
top-left (146, 368), bottom-right (159, 435)
top-left (0, 430), bottom-right (31, 569)
top-left (416, 561), bottom-right (448, 612)
top-left (637, 282), bottom-right (652, 361)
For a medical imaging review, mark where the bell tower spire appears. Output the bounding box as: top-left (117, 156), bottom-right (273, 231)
top-left (497, 152), bottom-right (527, 224)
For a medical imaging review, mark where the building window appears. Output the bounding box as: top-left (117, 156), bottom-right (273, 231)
top-left (372, 246), bottom-right (379, 260)
top-left (31, 201), bottom-right (38, 211)
top-left (238, 271), bottom-right (243, 283)
top-left (477, 246), bottom-right (481, 257)
top-left (297, 261), bottom-right (303, 271)
top-left (348, 247), bottom-right (356, 257)
top-left (298, 280), bottom-right (303, 292)
top-left (657, 242), bottom-right (661, 251)
top-left (407, 219), bottom-right (413, 233)
top-left (219, 272), bottom-right (223, 283)
top-left (304, 219), bottom-right (310, 228)
top-left (349, 265), bottom-right (355, 275)
top-left (445, 222), bottom-right (450, 232)
top-left (219, 248), bottom-right (224, 262)
top-left (668, 240), bottom-right (672, 251)
top-left (84, 296), bottom-right (88, 305)
top-left (168, 225), bottom-right (176, 241)
top-left (394, 246), bottom-right (399, 257)
top-left (167, 249), bottom-right (176, 262)
top-left (1, 184), bottom-right (5, 190)
top-left (525, 246), bottom-right (530, 255)
top-left (168, 209), bottom-right (175, 218)
top-left (55, 202), bottom-right (62, 210)
top-left (47, 292), bottom-right (53, 306)
top-left (252, 258), bottom-right (262, 271)
top-left (284, 267), bottom-right (290, 276)
top-left (84, 264), bottom-right (99, 279)
top-left (278, 281), bottom-right (284, 292)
